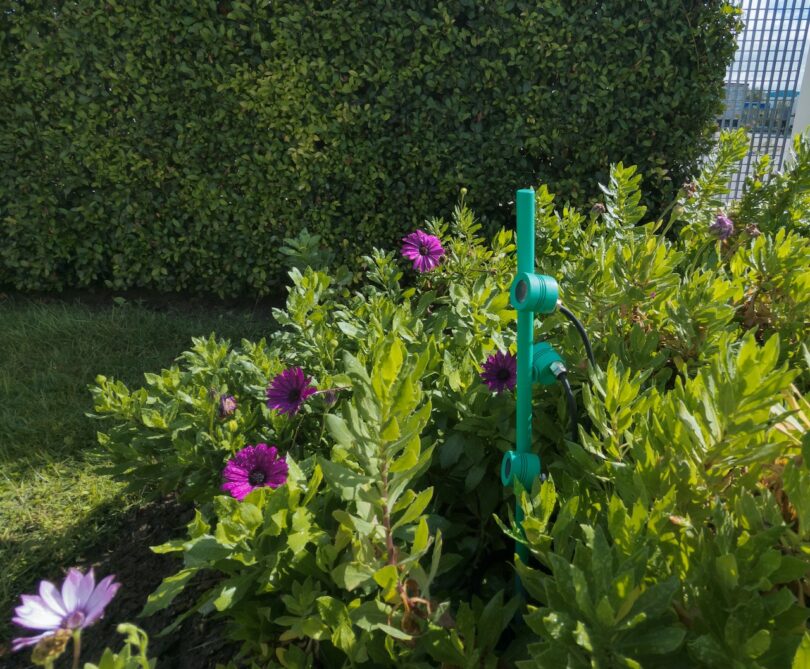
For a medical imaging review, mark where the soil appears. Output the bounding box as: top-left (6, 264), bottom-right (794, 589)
top-left (1, 497), bottom-right (240, 669)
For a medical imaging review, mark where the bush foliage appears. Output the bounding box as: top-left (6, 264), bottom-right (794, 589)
top-left (1, 1), bottom-right (739, 295)
top-left (86, 131), bottom-right (810, 667)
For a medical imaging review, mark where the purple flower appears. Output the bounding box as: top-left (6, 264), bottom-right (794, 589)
top-left (266, 367), bottom-right (317, 415)
top-left (219, 394), bottom-right (237, 418)
top-left (11, 569), bottom-right (120, 651)
top-left (480, 351), bottom-right (517, 393)
top-left (710, 213), bottom-right (734, 240)
top-left (401, 230), bottom-right (445, 273)
top-left (322, 388), bottom-right (339, 407)
top-left (221, 443), bottom-right (289, 501)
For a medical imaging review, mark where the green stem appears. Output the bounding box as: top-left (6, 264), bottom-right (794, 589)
top-left (317, 414), bottom-right (326, 449)
top-left (290, 417), bottom-right (304, 460)
top-left (686, 240), bottom-right (713, 278)
top-left (71, 631), bottom-right (81, 669)
top-left (654, 190), bottom-right (687, 237)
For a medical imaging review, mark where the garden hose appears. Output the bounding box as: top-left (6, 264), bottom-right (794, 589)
top-left (556, 370), bottom-right (579, 444)
top-left (557, 303), bottom-right (596, 367)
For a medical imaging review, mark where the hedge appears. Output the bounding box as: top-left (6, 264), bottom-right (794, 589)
top-left (0, 1), bottom-right (740, 295)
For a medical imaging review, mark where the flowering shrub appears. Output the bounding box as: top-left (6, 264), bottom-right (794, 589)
top-left (89, 131), bottom-right (810, 667)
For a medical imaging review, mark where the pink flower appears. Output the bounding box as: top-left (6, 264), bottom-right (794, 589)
top-left (401, 230), bottom-right (444, 272)
top-left (12, 569), bottom-right (120, 651)
top-left (266, 368), bottom-right (317, 415)
top-left (221, 443), bottom-right (288, 501)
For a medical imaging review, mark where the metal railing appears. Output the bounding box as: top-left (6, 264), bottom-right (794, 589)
top-left (720, 0), bottom-right (810, 198)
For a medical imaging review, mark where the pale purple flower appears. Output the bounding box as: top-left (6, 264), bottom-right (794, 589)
top-left (266, 367), bottom-right (316, 415)
top-left (221, 443), bottom-right (288, 501)
top-left (219, 394), bottom-right (237, 418)
top-left (710, 213), bottom-right (734, 240)
top-left (480, 351), bottom-right (517, 393)
top-left (11, 569), bottom-right (120, 651)
top-left (401, 230), bottom-right (444, 273)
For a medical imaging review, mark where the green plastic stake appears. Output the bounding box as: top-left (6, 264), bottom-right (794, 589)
top-left (513, 189), bottom-right (535, 567)
top-left (503, 188), bottom-right (560, 580)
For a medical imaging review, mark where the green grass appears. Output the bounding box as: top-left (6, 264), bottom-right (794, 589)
top-left (0, 294), bottom-right (275, 638)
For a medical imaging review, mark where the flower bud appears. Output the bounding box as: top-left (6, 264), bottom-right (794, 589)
top-left (31, 629), bottom-right (71, 666)
top-left (219, 394), bottom-right (237, 418)
top-left (709, 213), bottom-right (734, 240)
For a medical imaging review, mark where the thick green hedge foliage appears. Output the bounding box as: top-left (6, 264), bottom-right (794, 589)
top-left (0, 1), bottom-right (740, 295)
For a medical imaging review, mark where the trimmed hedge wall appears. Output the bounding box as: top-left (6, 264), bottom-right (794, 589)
top-left (0, 1), bottom-right (740, 295)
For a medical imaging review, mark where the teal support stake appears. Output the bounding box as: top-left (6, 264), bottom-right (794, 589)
top-left (513, 189), bottom-right (535, 566)
top-left (503, 189), bottom-right (562, 587)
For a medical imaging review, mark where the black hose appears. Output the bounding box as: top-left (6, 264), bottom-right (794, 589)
top-left (557, 371), bottom-right (578, 443)
top-left (558, 304), bottom-right (596, 368)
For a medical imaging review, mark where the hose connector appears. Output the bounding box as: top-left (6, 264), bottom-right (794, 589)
top-left (532, 342), bottom-right (565, 386)
top-left (501, 450), bottom-right (541, 489)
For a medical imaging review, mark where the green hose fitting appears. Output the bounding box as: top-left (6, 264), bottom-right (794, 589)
top-left (510, 271), bottom-right (559, 314)
top-left (532, 342), bottom-right (564, 386)
top-left (501, 450), bottom-right (540, 490)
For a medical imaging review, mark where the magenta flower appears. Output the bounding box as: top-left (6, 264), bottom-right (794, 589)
top-left (481, 351), bottom-right (517, 393)
top-left (709, 213), bottom-right (734, 240)
top-left (401, 230), bottom-right (445, 273)
top-left (219, 394), bottom-right (237, 418)
top-left (221, 443), bottom-right (289, 501)
top-left (266, 367), bottom-right (317, 415)
top-left (11, 568), bottom-right (120, 651)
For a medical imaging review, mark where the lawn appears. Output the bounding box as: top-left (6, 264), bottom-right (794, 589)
top-left (0, 292), bottom-right (276, 647)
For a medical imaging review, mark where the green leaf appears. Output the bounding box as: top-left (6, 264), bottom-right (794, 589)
top-left (373, 564), bottom-right (399, 601)
top-left (381, 338), bottom-right (404, 385)
top-left (331, 562), bottom-right (374, 591)
top-left (715, 554), bottom-right (739, 591)
top-left (318, 456), bottom-right (372, 500)
top-left (140, 567), bottom-right (198, 617)
top-left (792, 633), bottom-right (810, 669)
top-left (744, 629), bottom-right (771, 659)
top-left (325, 414), bottom-right (354, 446)
top-left (393, 487), bottom-right (433, 529)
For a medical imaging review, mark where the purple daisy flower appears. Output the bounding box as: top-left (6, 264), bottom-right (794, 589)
top-left (401, 230), bottom-right (445, 273)
top-left (481, 351), bottom-right (517, 393)
top-left (221, 443), bottom-right (289, 501)
top-left (219, 394), bottom-right (237, 418)
top-left (11, 568), bottom-right (120, 651)
top-left (709, 213), bottom-right (734, 240)
top-left (266, 367), bottom-right (317, 415)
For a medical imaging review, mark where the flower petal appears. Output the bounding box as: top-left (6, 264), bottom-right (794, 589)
top-left (222, 481), bottom-right (253, 501)
top-left (60, 568), bottom-right (85, 612)
top-left (38, 580), bottom-right (67, 617)
top-left (75, 568), bottom-right (96, 608)
top-left (83, 575), bottom-right (120, 625)
top-left (13, 595), bottom-right (63, 630)
top-left (12, 631), bottom-right (53, 651)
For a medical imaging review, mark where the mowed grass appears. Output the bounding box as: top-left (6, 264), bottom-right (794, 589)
top-left (0, 294), bottom-right (275, 640)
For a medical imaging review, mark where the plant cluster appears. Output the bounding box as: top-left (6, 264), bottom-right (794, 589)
top-left (1, 0), bottom-right (740, 295)
top-left (77, 131), bottom-right (810, 666)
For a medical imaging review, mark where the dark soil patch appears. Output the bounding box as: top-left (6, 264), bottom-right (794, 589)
top-left (1, 497), bottom-right (238, 669)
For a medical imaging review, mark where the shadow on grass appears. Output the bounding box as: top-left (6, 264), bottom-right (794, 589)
top-left (0, 494), bottom-right (237, 669)
top-left (0, 292), bottom-right (279, 667)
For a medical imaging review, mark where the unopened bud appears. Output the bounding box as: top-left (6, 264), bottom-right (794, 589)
top-left (31, 629), bottom-right (72, 666)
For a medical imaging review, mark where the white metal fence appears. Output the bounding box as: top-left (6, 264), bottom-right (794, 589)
top-left (720, 0), bottom-right (810, 197)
